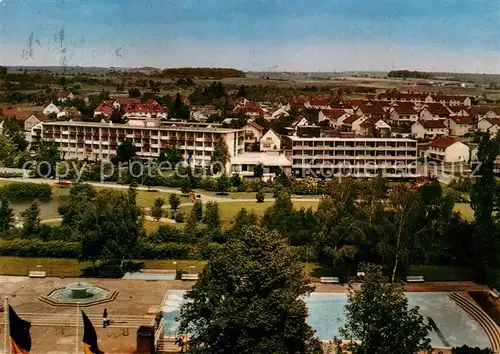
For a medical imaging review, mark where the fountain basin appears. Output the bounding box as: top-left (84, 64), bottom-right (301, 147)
top-left (39, 282), bottom-right (118, 307)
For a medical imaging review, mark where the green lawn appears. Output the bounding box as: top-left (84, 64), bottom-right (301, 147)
top-left (179, 200), bottom-right (319, 227)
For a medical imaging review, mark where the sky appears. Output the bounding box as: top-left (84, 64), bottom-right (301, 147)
top-left (0, 0), bottom-right (499, 73)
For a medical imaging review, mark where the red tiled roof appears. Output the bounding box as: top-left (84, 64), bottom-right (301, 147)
top-left (73, 94), bottom-right (87, 100)
top-left (307, 99), bottom-right (331, 107)
top-left (342, 114), bottom-right (363, 124)
top-left (449, 116), bottom-right (475, 124)
top-left (377, 92), bottom-right (429, 100)
top-left (247, 121), bottom-right (264, 131)
top-left (392, 102), bottom-right (418, 114)
top-left (419, 120), bottom-right (447, 129)
top-left (320, 109), bottom-right (348, 119)
top-left (56, 89), bottom-right (72, 98)
top-left (432, 94), bottom-right (470, 102)
top-left (485, 117), bottom-right (500, 126)
top-left (470, 106), bottom-right (500, 116)
top-left (95, 103), bottom-right (114, 116)
top-left (423, 103), bottom-right (450, 116)
top-left (358, 104), bottom-right (385, 115)
top-left (429, 137), bottom-right (459, 148)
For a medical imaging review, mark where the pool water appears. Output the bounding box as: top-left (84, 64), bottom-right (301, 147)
top-left (122, 272), bottom-right (176, 280)
top-left (163, 290), bottom-right (491, 348)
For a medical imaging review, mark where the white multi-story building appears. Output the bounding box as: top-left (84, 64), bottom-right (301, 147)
top-left (31, 120), bottom-right (245, 168)
top-left (287, 136), bottom-right (419, 179)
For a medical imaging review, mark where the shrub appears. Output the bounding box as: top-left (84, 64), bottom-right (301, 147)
top-left (256, 190), bottom-right (265, 203)
top-left (0, 183), bottom-right (52, 200)
top-left (0, 239), bottom-right (79, 258)
top-left (174, 212), bottom-right (185, 223)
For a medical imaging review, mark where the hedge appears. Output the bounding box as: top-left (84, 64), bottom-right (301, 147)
top-left (0, 239), bottom-right (80, 258)
top-left (0, 182), bottom-right (52, 200)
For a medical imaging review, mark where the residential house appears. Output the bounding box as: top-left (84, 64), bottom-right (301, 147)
top-left (448, 105), bottom-right (470, 117)
top-left (478, 118), bottom-right (500, 138)
top-left (318, 109), bottom-right (351, 127)
top-left (340, 115), bottom-right (367, 132)
top-left (355, 103), bottom-right (386, 120)
top-left (123, 100), bottom-right (167, 119)
top-left (190, 105), bottom-right (221, 122)
top-left (232, 102), bottom-right (265, 117)
top-left (357, 118), bottom-right (391, 137)
top-left (304, 99), bottom-right (331, 110)
top-left (411, 120), bottom-right (448, 139)
top-left (427, 138), bottom-right (470, 163)
top-left (269, 107), bottom-right (290, 120)
top-left (242, 121), bottom-right (265, 151)
top-left (285, 116), bottom-right (309, 135)
top-left (470, 106), bottom-right (500, 120)
top-left (419, 103), bottom-right (450, 120)
top-left (260, 129), bottom-right (281, 151)
top-left (42, 103), bottom-right (61, 116)
top-left (94, 102), bottom-right (115, 118)
top-left (446, 116), bottom-right (476, 137)
top-left (56, 89), bottom-right (74, 102)
top-left (24, 112), bottom-right (48, 132)
top-left (431, 94), bottom-right (472, 107)
top-left (389, 102), bottom-right (419, 124)
top-left (376, 92), bottom-right (433, 105)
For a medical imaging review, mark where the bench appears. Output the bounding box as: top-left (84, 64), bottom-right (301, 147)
top-left (320, 277), bottom-right (339, 284)
top-left (489, 288), bottom-right (500, 299)
top-left (406, 275), bottom-right (424, 283)
top-left (29, 271), bottom-right (46, 278)
top-left (181, 274), bottom-right (199, 281)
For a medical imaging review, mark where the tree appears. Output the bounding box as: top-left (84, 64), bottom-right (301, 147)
top-left (256, 190), bottom-right (265, 203)
top-left (184, 208), bottom-right (198, 240)
top-left (33, 141), bottom-right (60, 177)
top-left (159, 145), bottom-right (183, 166)
top-left (203, 201), bottom-right (220, 231)
top-left (110, 108), bottom-right (123, 124)
top-left (179, 225), bottom-right (322, 354)
top-left (169, 194), bottom-right (181, 211)
top-left (0, 196), bottom-right (14, 232)
top-left (115, 141), bottom-right (137, 163)
top-left (21, 200), bottom-right (41, 236)
top-left (470, 133), bottom-right (499, 284)
top-left (192, 199), bottom-right (203, 221)
top-left (253, 163), bottom-right (264, 180)
top-left (151, 198), bottom-right (165, 221)
top-left (210, 136), bottom-right (230, 174)
top-left (169, 93), bottom-right (190, 119)
top-left (3, 118), bottom-right (28, 152)
top-left (128, 88), bottom-right (141, 98)
top-left (0, 134), bottom-right (17, 167)
top-left (216, 172), bottom-right (230, 195)
top-left (228, 208), bottom-right (258, 239)
top-left (340, 263), bottom-right (431, 354)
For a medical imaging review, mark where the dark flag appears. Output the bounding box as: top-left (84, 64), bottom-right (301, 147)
top-left (81, 311), bottom-right (103, 354)
top-left (8, 305), bottom-right (31, 354)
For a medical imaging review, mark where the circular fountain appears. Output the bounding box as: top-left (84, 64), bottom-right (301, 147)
top-left (39, 282), bottom-right (117, 307)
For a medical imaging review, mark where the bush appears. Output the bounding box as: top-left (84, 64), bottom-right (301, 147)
top-left (452, 345), bottom-right (494, 354)
top-left (0, 239), bottom-right (79, 258)
top-left (174, 212), bottom-right (185, 223)
top-left (0, 172), bottom-right (23, 178)
top-left (256, 190), bottom-right (265, 203)
top-left (133, 242), bottom-right (194, 259)
top-left (0, 183), bottom-right (52, 200)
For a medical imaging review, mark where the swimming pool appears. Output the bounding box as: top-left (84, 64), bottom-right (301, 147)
top-left (162, 290), bottom-right (491, 348)
top-left (122, 271), bottom-right (176, 280)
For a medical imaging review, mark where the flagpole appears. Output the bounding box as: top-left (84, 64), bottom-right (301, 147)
top-left (4, 297), bottom-right (8, 354)
top-left (75, 302), bottom-right (80, 354)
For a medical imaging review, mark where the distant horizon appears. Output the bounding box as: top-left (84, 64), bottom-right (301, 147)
top-left (2, 65), bottom-right (498, 76)
top-left (1, 0), bottom-right (498, 73)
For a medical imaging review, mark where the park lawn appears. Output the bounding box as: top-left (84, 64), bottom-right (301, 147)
top-left (194, 190), bottom-right (275, 200)
top-left (454, 203), bottom-right (475, 221)
top-left (179, 200), bottom-right (319, 227)
top-left (406, 265), bottom-right (474, 282)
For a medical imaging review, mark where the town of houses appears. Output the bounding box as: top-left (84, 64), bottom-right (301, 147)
top-left (2, 88), bottom-right (500, 180)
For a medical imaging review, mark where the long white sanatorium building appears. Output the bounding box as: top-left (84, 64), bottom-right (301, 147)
top-left (287, 136), bottom-right (418, 178)
top-left (31, 120), bottom-right (245, 166)
top-left (31, 120), bottom-right (419, 178)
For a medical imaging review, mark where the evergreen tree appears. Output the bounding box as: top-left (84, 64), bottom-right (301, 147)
top-left (204, 201), bottom-right (220, 231)
top-left (179, 225), bottom-right (322, 354)
top-left (470, 133), bottom-right (499, 284)
top-left (0, 196), bottom-right (14, 232)
top-left (169, 194), bottom-right (181, 211)
top-left (184, 208), bottom-right (198, 240)
top-left (21, 200), bottom-right (41, 236)
top-left (253, 163), bottom-right (264, 180)
top-left (210, 136), bottom-right (230, 174)
top-left (151, 198), bottom-right (165, 221)
top-left (192, 199), bottom-right (203, 221)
